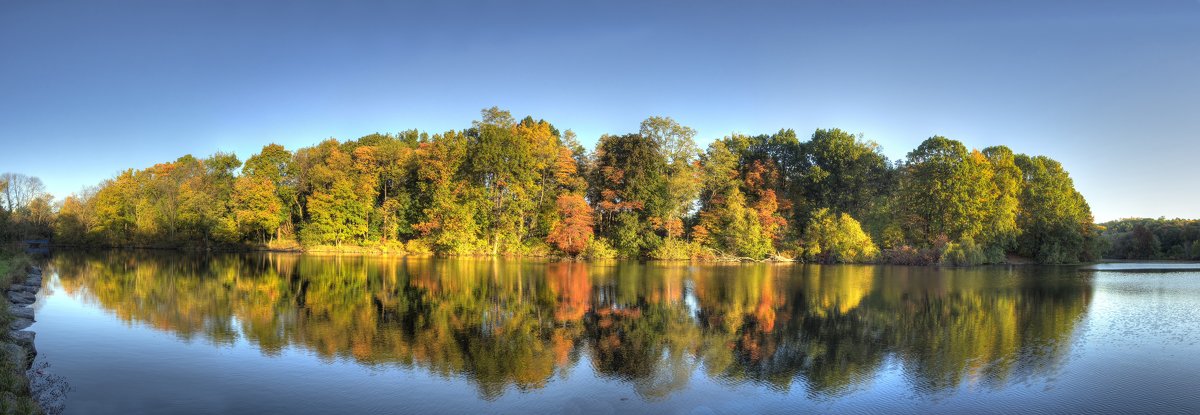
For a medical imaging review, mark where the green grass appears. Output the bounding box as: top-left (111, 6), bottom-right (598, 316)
top-left (0, 252), bottom-right (31, 290)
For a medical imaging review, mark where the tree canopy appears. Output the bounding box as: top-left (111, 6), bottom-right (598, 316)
top-left (1100, 218), bottom-right (1200, 260)
top-left (41, 108), bottom-right (1104, 264)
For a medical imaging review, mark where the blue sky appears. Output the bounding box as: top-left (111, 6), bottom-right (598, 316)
top-left (1, 0), bottom-right (1197, 221)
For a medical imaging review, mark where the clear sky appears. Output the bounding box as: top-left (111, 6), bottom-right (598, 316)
top-left (1, 0), bottom-right (1197, 222)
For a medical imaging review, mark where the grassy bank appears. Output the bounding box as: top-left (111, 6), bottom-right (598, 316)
top-left (0, 249), bottom-right (40, 414)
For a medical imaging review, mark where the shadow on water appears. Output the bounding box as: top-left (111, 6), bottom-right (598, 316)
top-left (47, 251), bottom-right (1093, 401)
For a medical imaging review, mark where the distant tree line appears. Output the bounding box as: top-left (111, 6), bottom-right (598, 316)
top-left (49, 107), bottom-right (1101, 264)
top-left (1100, 218), bottom-right (1200, 260)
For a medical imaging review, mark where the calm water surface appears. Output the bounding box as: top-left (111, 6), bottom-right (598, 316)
top-left (28, 252), bottom-right (1200, 414)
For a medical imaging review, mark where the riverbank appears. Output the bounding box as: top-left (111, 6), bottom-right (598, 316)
top-left (44, 245), bottom-right (1086, 269)
top-left (0, 253), bottom-right (65, 414)
top-left (51, 243), bottom-right (807, 263)
top-left (0, 251), bottom-right (40, 414)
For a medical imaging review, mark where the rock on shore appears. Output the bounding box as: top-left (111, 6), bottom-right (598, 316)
top-left (5, 266), bottom-right (66, 415)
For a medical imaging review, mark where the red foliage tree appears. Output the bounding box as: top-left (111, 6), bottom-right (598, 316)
top-left (547, 194), bottom-right (594, 256)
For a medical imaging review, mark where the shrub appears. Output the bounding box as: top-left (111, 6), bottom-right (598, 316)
top-left (983, 244), bottom-right (1007, 264)
top-left (404, 240), bottom-right (433, 256)
top-left (942, 238), bottom-right (986, 266)
top-left (803, 209), bottom-right (879, 263)
top-left (584, 237), bottom-right (619, 259)
top-left (937, 237), bottom-right (1012, 266)
top-left (266, 237), bottom-right (302, 251)
top-left (881, 245), bottom-right (938, 265)
top-left (880, 224), bottom-right (906, 250)
top-left (377, 240), bottom-right (406, 255)
top-left (649, 238), bottom-right (709, 260)
top-left (522, 240), bottom-right (553, 257)
top-left (298, 226), bottom-right (324, 248)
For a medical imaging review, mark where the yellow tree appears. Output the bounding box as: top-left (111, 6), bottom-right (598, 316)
top-left (232, 175), bottom-right (283, 244)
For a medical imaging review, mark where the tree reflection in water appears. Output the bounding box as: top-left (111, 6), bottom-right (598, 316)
top-left (50, 252), bottom-right (1090, 400)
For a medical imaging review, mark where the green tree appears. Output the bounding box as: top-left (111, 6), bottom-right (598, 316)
top-left (1014, 155), bottom-right (1098, 263)
top-left (639, 117), bottom-right (700, 223)
top-left (366, 134), bottom-right (420, 242)
top-left (466, 108), bottom-right (559, 254)
top-left (979, 146), bottom-right (1021, 253)
top-left (898, 137), bottom-right (992, 245)
top-left (232, 175), bottom-right (283, 243)
top-left (55, 188), bottom-right (98, 244)
top-left (591, 133), bottom-right (671, 257)
top-left (1100, 218), bottom-right (1200, 260)
top-left (297, 141), bottom-right (370, 246)
top-left (243, 143), bottom-right (299, 240)
top-left (798, 129), bottom-right (891, 223)
top-left (694, 140), bottom-right (772, 259)
top-left (414, 131), bottom-right (484, 254)
top-left (92, 170), bottom-right (138, 245)
top-left (802, 208), bottom-right (879, 263)
top-left (174, 153), bottom-right (242, 246)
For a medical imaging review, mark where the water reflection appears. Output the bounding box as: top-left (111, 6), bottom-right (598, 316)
top-left (49, 252), bottom-right (1091, 400)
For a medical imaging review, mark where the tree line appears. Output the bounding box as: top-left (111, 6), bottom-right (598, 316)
top-left (1100, 218), bottom-right (1200, 260)
top-left (47, 107), bottom-right (1101, 263)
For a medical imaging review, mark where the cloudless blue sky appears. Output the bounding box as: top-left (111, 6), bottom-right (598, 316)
top-left (2, 0), bottom-right (1198, 221)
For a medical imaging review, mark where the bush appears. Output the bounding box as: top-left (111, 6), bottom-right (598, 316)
top-left (521, 240), bottom-right (553, 257)
top-left (983, 244), bottom-right (1007, 264)
top-left (298, 226), bottom-right (324, 248)
top-left (649, 238), bottom-right (710, 260)
top-left (803, 209), bottom-right (879, 263)
top-left (404, 240), bottom-right (433, 256)
top-left (884, 237), bottom-right (1006, 266)
top-left (880, 224), bottom-right (906, 250)
top-left (376, 240), bottom-right (406, 255)
top-left (266, 237), bottom-right (302, 251)
top-left (584, 237), bottom-right (618, 259)
top-left (880, 245), bottom-right (938, 265)
top-left (942, 238), bottom-right (987, 266)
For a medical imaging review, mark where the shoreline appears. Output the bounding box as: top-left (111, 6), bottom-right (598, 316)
top-left (4, 265), bottom-right (65, 414)
top-left (40, 245), bottom-right (1126, 267)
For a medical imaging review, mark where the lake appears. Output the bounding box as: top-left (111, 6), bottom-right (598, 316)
top-left (28, 252), bottom-right (1200, 414)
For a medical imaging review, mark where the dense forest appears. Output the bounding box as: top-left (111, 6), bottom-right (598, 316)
top-left (1100, 218), bottom-right (1200, 260)
top-left (18, 108), bottom-right (1104, 264)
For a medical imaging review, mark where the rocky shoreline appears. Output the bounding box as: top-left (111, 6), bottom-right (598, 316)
top-left (5, 266), bottom-right (65, 415)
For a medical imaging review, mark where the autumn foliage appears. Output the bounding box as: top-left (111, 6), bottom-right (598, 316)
top-left (42, 108), bottom-right (1100, 263)
top-left (547, 194), bottom-right (593, 256)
